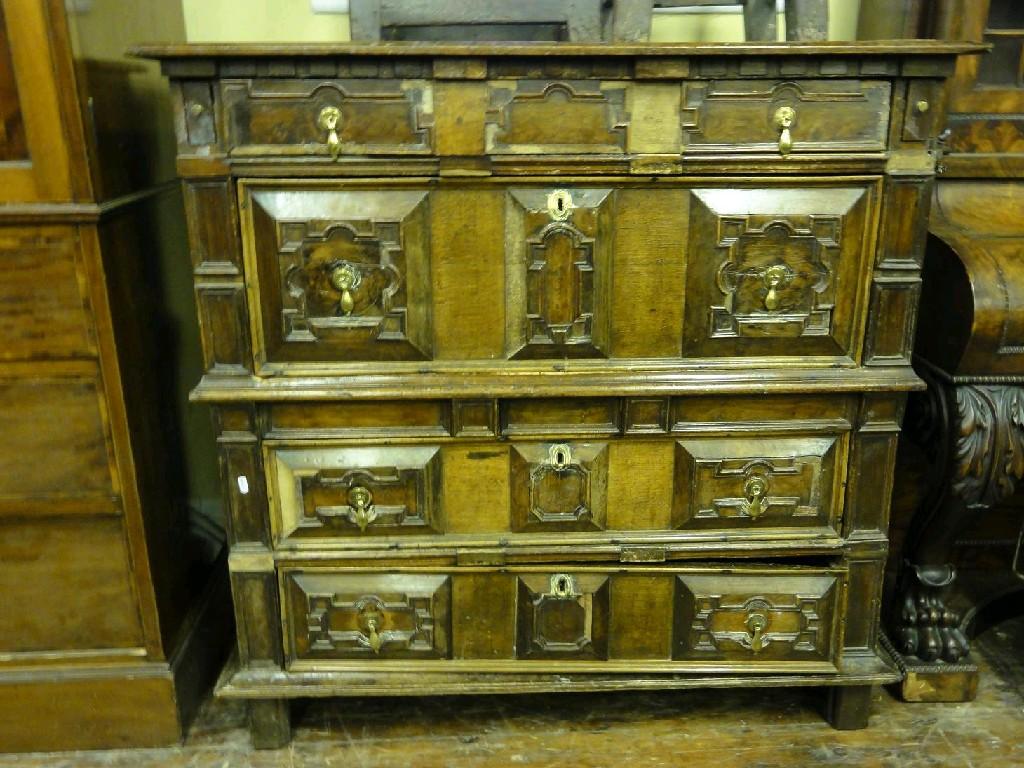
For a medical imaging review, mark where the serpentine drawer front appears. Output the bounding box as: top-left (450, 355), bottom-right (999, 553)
top-left (139, 40), bottom-right (979, 744)
top-left (280, 566), bottom-right (842, 671)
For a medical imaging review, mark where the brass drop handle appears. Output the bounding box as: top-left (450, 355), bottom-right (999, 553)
top-left (744, 475), bottom-right (769, 519)
top-left (348, 485), bottom-right (376, 532)
top-left (330, 263), bottom-right (360, 316)
top-left (318, 106), bottom-right (342, 160)
top-left (773, 106), bottom-right (796, 156)
top-left (365, 616), bottom-right (383, 653)
top-left (762, 264), bottom-right (789, 311)
top-left (746, 612), bottom-right (769, 653)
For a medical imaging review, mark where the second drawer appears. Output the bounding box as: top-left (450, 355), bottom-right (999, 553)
top-left (267, 434), bottom-right (845, 546)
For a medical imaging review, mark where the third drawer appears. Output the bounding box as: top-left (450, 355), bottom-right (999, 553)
top-left (266, 429), bottom-right (847, 548)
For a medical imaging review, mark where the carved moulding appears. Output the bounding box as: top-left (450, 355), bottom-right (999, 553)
top-left (896, 375), bottom-right (1024, 664)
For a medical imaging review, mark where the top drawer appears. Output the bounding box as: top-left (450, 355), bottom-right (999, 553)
top-left (216, 78), bottom-right (890, 161)
top-left (222, 79), bottom-right (435, 158)
top-left (681, 80), bottom-right (891, 155)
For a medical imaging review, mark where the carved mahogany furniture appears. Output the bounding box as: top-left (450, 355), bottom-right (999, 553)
top-left (0, 0), bottom-right (228, 752)
top-left (137, 39), bottom-right (978, 747)
top-left (887, 0), bottom-right (1024, 703)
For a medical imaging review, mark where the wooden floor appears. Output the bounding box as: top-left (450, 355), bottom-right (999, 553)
top-left (1, 616), bottom-right (1021, 768)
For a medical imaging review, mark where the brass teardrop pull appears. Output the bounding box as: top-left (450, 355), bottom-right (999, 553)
top-left (746, 612), bottom-right (769, 653)
top-left (773, 106), bottom-right (796, 156)
top-left (318, 106), bottom-right (342, 159)
top-left (744, 474), bottom-right (769, 519)
top-left (348, 485), bottom-right (376, 532)
top-left (330, 263), bottom-right (360, 316)
top-left (762, 265), bottom-right (789, 311)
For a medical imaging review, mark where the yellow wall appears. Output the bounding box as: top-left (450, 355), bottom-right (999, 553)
top-left (184, 1), bottom-right (859, 43)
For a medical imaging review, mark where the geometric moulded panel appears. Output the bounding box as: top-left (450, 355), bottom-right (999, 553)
top-left (516, 572), bottom-right (610, 660)
top-left (672, 437), bottom-right (839, 534)
top-left (245, 185), bottom-right (432, 364)
top-left (270, 446), bottom-right (443, 541)
top-left (674, 572), bottom-right (838, 664)
top-left (284, 571), bottom-right (451, 662)
top-left (682, 186), bottom-right (875, 359)
top-left (509, 442), bottom-right (608, 532)
top-left (505, 188), bottom-right (613, 359)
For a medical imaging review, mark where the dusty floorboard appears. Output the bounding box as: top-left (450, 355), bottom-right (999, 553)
top-left (1, 618), bottom-right (1021, 768)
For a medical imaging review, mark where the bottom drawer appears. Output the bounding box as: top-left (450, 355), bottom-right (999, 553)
top-left (280, 565), bottom-right (842, 672)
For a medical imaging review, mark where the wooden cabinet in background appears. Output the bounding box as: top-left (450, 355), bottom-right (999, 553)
top-left (879, 0), bottom-right (1024, 704)
top-left (0, 0), bottom-right (228, 752)
top-left (138, 39), bottom-right (979, 748)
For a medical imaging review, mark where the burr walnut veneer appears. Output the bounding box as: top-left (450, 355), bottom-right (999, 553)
top-left (137, 40), bottom-right (980, 748)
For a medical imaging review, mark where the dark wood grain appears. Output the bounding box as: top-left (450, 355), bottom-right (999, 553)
top-left (139, 41), bottom-right (967, 747)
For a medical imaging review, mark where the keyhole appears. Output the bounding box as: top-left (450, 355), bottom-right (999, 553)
top-left (551, 573), bottom-right (574, 598)
top-left (549, 444), bottom-right (572, 469)
top-left (547, 190), bottom-right (573, 221)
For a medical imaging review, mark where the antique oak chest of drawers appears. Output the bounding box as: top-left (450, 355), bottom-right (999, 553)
top-left (138, 41), bottom-right (979, 747)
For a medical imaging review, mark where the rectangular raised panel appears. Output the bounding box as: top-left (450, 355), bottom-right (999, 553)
top-left (682, 185), bottom-right (876, 359)
top-left (681, 80), bottom-right (890, 153)
top-left (486, 80), bottom-right (629, 155)
top-left (0, 518), bottom-right (143, 653)
top-left (283, 572), bottom-right (451, 662)
top-left (222, 79), bottom-right (434, 156)
top-left (510, 443), bottom-right (608, 532)
top-left (270, 446), bottom-right (442, 541)
top-left (671, 395), bottom-right (854, 430)
top-left (0, 227), bottom-right (92, 361)
top-left (674, 572), bottom-right (839, 664)
top-left (0, 378), bottom-right (113, 500)
top-left (196, 281), bottom-right (251, 374)
top-left (672, 437), bottom-right (840, 534)
top-left (505, 187), bottom-right (613, 359)
top-left (245, 185), bottom-right (432, 363)
top-left (269, 401), bottom-right (450, 438)
top-left (516, 573), bottom-right (610, 660)
top-left (503, 398), bottom-right (620, 435)
top-left (863, 279), bottom-right (920, 366)
top-left (184, 180), bottom-right (241, 273)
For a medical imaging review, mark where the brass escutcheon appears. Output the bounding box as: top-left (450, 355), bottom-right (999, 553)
top-left (348, 485), bottom-right (376, 532)
top-left (762, 264), bottom-right (790, 311)
top-left (548, 443), bottom-right (573, 470)
top-left (746, 612), bottom-right (769, 652)
top-left (330, 263), bottom-right (360, 316)
top-left (547, 189), bottom-right (573, 221)
top-left (317, 105), bottom-right (343, 159)
top-left (549, 573), bottom-right (577, 599)
top-left (744, 474), bottom-right (770, 519)
top-left (773, 106), bottom-right (796, 156)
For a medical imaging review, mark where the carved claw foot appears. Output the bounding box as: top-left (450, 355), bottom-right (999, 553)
top-left (897, 564), bottom-right (970, 663)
